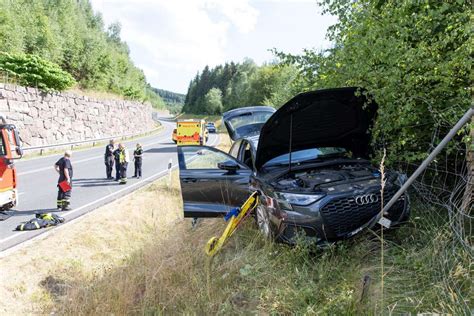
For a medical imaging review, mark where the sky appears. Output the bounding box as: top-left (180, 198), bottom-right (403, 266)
top-left (90, 0), bottom-right (337, 94)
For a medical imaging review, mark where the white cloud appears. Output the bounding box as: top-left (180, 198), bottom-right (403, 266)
top-left (91, 0), bottom-right (259, 91)
top-left (90, 0), bottom-right (335, 92)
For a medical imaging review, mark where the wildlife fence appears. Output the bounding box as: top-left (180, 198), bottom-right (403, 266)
top-left (375, 105), bottom-right (472, 313)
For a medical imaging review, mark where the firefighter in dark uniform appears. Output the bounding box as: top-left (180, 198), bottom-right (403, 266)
top-left (104, 139), bottom-right (115, 179)
top-left (133, 143), bottom-right (143, 179)
top-left (54, 150), bottom-right (73, 211)
top-left (113, 146), bottom-right (121, 181)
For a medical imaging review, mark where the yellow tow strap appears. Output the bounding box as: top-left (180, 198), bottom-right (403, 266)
top-left (205, 191), bottom-right (259, 257)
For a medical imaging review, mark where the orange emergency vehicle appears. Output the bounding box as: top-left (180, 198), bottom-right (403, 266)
top-left (0, 115), bottom-right (23, 211)
top-left (176, 119), bottom-right (208, 146)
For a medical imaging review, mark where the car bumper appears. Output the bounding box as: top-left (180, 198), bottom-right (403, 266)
top-left (270, 190), bottom-right (410, 245)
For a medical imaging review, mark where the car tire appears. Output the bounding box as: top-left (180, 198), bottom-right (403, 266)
top-left (256, 204), bottom-right (273, 240)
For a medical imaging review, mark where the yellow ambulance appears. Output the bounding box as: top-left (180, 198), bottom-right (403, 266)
top-left (176, 119), bottom-right (209, 146)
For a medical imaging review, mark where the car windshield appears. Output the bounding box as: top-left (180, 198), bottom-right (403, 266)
top-left (227, 111), bottom-right (273, 131)
top-left (263, 147), bottom-right (348, 167)
top-left (206, 123), bottom-right (215, 126)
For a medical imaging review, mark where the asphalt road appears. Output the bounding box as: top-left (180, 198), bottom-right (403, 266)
top-left (0, 120), bottom-right (219, 252)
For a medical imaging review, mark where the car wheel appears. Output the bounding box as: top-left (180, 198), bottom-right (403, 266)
top-left (256, 204), bottom-right (273, 240)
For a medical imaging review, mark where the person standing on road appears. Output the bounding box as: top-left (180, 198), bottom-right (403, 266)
top-left (113, 145), bottom-right (121, 181)
top-left (54, 150), bottom-right (73, 211)
top-left (118, 143), bottom-right (130, 184)
top-left (133, 143), bottom-right (143, 179)
top-left (104, 139), bottom-right (115, 179)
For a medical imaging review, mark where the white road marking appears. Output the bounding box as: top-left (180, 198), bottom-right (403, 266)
top-left (0, 133), bottom-right (219, 248)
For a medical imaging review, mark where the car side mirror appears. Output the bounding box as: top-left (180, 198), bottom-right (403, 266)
top-left (218, 160), bottom-right (240, 172)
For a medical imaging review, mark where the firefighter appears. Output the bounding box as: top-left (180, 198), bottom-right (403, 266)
top-left (113, 145), bottom-right (121, 181)
top-left (54, 150), bottom-right (73, 211)
top-left (104, 139), bottom-right (115, 179)
top-left (118, 143), bottom-right (130, 184)
top-left (133, 143), bottom-right (143, 179)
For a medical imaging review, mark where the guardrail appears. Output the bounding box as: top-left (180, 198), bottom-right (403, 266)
top-left (23, 127), bottom-right (163, 155)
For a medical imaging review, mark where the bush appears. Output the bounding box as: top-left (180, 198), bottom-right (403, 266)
top-left (0, 52), bottom-right (76, 91)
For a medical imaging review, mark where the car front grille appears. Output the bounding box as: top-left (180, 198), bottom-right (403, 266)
top-left (320, 187), bottom-right (403, 237)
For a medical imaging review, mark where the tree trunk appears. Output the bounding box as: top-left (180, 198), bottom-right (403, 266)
top-left (462, 114), bottom-right (473, 213)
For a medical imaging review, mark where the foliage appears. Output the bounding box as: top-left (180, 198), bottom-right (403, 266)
top-left (183, 59), bottom-right (298, 114)
top-left (153, 88), bottom-right (185, 105)
top-left (275, 0), bottom-right (472, 163)
top-left (0, 0), bottom-right (165, 108)
top-left (153, 88), bottom-right (185, 113)
top-left (204, 88), bottom-right (223, 114)
top-left (0, 52), bottom-right (75, 91)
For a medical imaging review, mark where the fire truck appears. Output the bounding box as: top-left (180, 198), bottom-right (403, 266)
top-left (0, 114), bottom-right (22, 212)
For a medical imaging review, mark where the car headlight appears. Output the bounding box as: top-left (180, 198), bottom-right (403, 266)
top-left (277, 193), bottom-right (324, 206)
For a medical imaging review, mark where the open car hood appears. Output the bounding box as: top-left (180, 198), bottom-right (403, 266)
top-left (255, 87), bottom-right (377, 170)
top-left (222, 106), bottom-right (276, 141)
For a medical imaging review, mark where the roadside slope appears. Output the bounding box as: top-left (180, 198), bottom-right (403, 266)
top-left (0, 174), bottom-right (184, 314)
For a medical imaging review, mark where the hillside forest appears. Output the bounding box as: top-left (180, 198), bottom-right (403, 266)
top-left (0, 0), bottom-right (166, 109)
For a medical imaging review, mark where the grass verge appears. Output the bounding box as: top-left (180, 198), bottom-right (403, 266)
top-left (1, 133), bottom-right (470, 314)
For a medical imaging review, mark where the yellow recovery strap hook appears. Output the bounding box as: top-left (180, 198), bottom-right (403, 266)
top-left (205, 191), bottom-right (260, 257)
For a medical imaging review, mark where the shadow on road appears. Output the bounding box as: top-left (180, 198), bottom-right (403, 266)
top-left (8, 208), bottom-right (60, 217)
top-left (145, 147), bottom-right (177, 154)
top-left (73, 178), bottom-right (119, 188)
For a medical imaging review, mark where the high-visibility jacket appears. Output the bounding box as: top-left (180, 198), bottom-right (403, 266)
top-left (119, 149), bottom-right (130, 164)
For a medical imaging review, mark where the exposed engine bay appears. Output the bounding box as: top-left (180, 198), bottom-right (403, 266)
top-left (272, 161), bottom-right (394, 194)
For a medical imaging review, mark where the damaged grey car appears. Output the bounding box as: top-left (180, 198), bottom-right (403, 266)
top-left (177, 87), bottom-right (410, 245)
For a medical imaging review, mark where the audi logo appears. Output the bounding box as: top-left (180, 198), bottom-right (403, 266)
top-left (355, 194), bottom-right (379, 205)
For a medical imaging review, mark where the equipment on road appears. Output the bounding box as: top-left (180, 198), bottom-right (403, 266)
top-left (205, 191), bottom-right (259, 257)
top-left (176, 119), bottom-right (209, 146)
top-left (15, 212), bottom-right (65, 231)
top-left (0, 114), bottom-right (23, 213)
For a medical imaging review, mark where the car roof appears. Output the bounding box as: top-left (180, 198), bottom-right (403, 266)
top-left (222, 106), bottom-right (275, 119)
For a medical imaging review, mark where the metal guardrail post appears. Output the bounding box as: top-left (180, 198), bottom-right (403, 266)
top-left (380, 106), bottom-right (474, 224)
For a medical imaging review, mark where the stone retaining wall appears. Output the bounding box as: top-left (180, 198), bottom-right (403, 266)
top-left (0, 83), bottom-right (155, 147)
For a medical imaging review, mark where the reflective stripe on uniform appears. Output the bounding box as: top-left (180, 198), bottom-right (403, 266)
top-left (34, 221), bottom-right (40, 229)
top-left (20, 223), bottom-right (25, 231)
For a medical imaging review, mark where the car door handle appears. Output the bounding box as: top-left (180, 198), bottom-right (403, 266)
top-left (182, 178), bottom-right (198, 183)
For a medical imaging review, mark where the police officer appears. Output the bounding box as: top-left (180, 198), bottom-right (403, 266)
top-left (113, 145), bottom-right (121, 181)
top-left (54, 150), bottom-right (73, 211)
top-left (104, 139), bottom-right (115, 179)
top-left (133, 143), bottom-right (143, 179)
top-left (118, 143), bottom-right (130, 184)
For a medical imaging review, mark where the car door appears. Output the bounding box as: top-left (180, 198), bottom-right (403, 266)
top-left (177, 145), bottom-right (252, 218)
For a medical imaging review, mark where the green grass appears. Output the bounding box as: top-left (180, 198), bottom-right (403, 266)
top-left (54, 195), bottom-right (472, 315)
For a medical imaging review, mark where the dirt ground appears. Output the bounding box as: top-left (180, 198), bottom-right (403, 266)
top-left (0, 175), bottom-right (183, 314)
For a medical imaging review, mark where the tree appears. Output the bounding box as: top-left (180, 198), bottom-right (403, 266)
top-left (277, 0), bottom-right (472, 163)
top-left (203, 88), bottom-right (223, 114)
